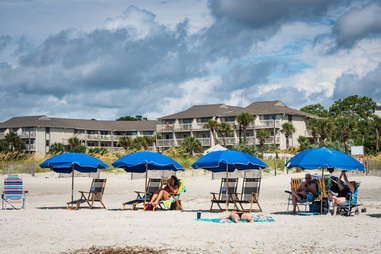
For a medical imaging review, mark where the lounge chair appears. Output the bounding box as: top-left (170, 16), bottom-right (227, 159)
top-left (157, 178), bottom-right (186, 210)
top-left (1, 175), bottom-right (28, 209)
top-left (210, 178), bottom-right (239, 211)
top-left (234, 177), bottom-right (262, 213)
top-left (337, 183), bottom-right (361, 216)
top-left (123, 178), bottom-right (162, 210)
top-left (66, 178), bottom-right (107, 210)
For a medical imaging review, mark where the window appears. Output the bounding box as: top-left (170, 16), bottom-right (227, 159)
top-left (46, 140), bottom-right (50, 146)
top-left (142, 131), bottom-right (154, 135)
top-left (264, 114), bottom-right (276, 120)
top-left (87, 130), bottom-right (98, 134)
top-left (164, 120), bottom-right (175, 124)
top-left (198, 117), bottom-right (212, 123)
top-left (0, 128), bottom-right (6, 133)
top-left (288, 115), bottom-right (293, 122)
top-left (127, 131), bottom-right (137, 136)
top-left (182, 118), bottom-right (193, 124)
top-left (223, 116), bottom-right (235, 122)
top-left (11, 128), bottom-right (18, 133)
top-left (74, 129), bottom-right (85, 134)
top-left (45, 127), bottom-right (50, 133)
top-left (100, 131), bottom-right (110, 135)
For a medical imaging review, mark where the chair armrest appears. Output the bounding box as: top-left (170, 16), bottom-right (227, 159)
top-left (24, 190), bottom-right (29, 194)
top-left (210, 192), bottom-right (219, 195)
top-left (135, 191), bottom-right (145, 194)
top-left (79, 191), bottom-right (90, 194)
top-left (284, 190), bottom-right (292, 195)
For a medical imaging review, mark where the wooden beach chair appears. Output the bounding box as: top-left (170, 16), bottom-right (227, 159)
top-left (123, 178), bottom-right (162, 210)
top-left (1, 175), bottom-right (28, 209)
top-left (210, 178), bottom-right (239, 211)
top-left (67, 178), bottom-right (107, 210)
top-left (234, 177), bottom-right (262, 213)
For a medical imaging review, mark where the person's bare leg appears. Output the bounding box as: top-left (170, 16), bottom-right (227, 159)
top-left (153, 190), bottom-right (170, 206)
top-left (332, 197), bottom-right (346, 216)
top-left (241, 213), bottom-right (254, 223)
top-left (231, 212), bottom-right (240, 223)
top-left (291, 191), bottom-right (300, 214)
top-left (149, 193), bottom-right (159, 204)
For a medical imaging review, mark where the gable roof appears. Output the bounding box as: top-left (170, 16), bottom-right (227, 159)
top-left (245, 101), bottom-right (317, 118)
top-left (0, 115), bottom-right (159, 131)
top-left (160, 104), bottom-right (246, 120)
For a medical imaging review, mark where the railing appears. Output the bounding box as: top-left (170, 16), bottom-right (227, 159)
top-left (20, 132), bottom-right (36, 138)
top-left (197, 138), bottom-right (211, 146)
top-left (26, 144), bottom-right (36, 151)
top-left (157, 139), bottom-right (176, 147)
top-left (87, 134), bottom-right (100, 139)
top-left (157, 123), bottom-right (209, 132)
top-left (0, 133), bottom-right (5, 139)
top-left (217, 137), bottom-right (236, 145)
top-left (255, 120), bottom-right (281, 128)
top-left (100, 135), bottom-right (112, 140)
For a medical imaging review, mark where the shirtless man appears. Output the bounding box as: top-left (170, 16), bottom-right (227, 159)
top-left (291, 173), bottom-right (318, 214)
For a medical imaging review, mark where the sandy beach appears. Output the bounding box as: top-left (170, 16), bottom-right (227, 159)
top-left (1, 171), bottom-right (381, 254)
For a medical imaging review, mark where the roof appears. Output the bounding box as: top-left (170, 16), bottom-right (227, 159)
top-left (245, 101), bottom-right (317, 118)
top-left (0, 116), bottom-right (159, 131)
top-left (160, 104), bottom-right (246, 120)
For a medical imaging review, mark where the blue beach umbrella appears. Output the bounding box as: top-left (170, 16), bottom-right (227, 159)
top-left (285, 147), bottom-right (364, 171)
top-left (40, 153), bottom-right (109, 205)
top-left (112, 151), bottom-right (184, 204)
top-left (192, 150), bottom-right (268, 172)
top-left (285, 147), bottom-right (364, 213)
top-left (192, 150), bottom-right (267, 211)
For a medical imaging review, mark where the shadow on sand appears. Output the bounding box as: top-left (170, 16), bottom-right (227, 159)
top-left (367, 213), bottom-right (381, 218)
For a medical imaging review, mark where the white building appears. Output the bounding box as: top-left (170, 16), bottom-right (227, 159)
top-left (156, 101), bottom-right (316, 150)
top-left (0, 115), bottom-right (158, 156)
top-left (0, 101), bottom-right (316, 156)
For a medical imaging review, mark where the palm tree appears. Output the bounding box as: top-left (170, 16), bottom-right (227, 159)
top-left (372, 115), bottom-right (381, 152)
top-left (281, 122), bottom-right (296, 149)
top-left (236, 112), bottom-right (254, 143)
top-left (181, 136), bottom-right (202, 156)
top-left (68, 137), bottom-right (81, 151)
top-left (307, 118), bottom-right (319, 144)
top-left (334, 117), bottom-right (357, 154)
top-left (118, 136), bottom-right (132, 150)
top-left (217, 122), bottom-right (232, 146)
top-left (204, 119), bottom-right (219, 145)
top-left (5, 132), bottom-right (26, 152)
top-left (133, 136), bottom-right (148, 150)
top-left (316, 119), bottom-right (334, 145)
top-left (49, 143), bottom-right (65, 154)
top-left (256, 129), bottom-right (270, 158)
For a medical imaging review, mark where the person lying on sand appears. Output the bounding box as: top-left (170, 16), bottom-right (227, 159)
top-left (147, 175), bottom-right (179, 208)
top-left (219, 211), bottom-right (254, 223)
top-left (291, 173), bottom-right (318, 215)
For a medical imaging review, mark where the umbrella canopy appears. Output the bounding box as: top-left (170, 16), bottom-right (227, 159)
top-left (40, 152), bottom-right (109, 173)
top-left (285, 147), bottom-right (364, 172)
top-left (112, 151), bottom-right (184, 173)
top-left (192, 150), bottom-right (268, 172)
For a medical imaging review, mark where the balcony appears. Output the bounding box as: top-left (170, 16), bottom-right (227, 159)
top-left (217, 137), bottom-right (236, 145)
top-left (26, 144), bottom-right (36, 151)
top-left (197, 138), bottom-right (211, 146)
top-left (157, 123), bottom-right (209, 132)
top-left (157, 139), bottom-right (176, 147)
top-left (87, 134), bottom-right (100, 140)
top-left (20, 132), bottom-right (36, 138)
top-left (100, 135), bottom-right (112, 141)
top-left (255, 120), bottom-right (281, 129)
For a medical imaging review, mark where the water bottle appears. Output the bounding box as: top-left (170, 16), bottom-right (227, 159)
top-left (197, 210), bottom-right (201, 219)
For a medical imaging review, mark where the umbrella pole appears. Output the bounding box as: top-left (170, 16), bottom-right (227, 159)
top-left (320, 169), bottom-right (324, 214)
top-left (225, 164), bottom-right (229, 213)
top-left (71, 165), bottom-right (74, 209)
top-left (144, 163), bottom-right (148, 207)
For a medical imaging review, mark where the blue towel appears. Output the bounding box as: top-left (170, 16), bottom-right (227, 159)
top-left (196, 215), bottom-right (275, 223)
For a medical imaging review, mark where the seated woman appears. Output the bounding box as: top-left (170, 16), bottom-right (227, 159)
top-left (219, 211), bottom-right (254, 223)
top-left (291, 173), bottom-right (318, 214)
top-left (147, 175), bottom-right (179, 207)
top-left (332, 171), bottom-right (358, 216)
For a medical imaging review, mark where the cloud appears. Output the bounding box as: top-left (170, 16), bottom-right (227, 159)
top-left (208, 0), bottom-right (349, 28)
top-left (333, 2), bottom-right (381, 48)
top-left (333, 62), bottom-right (381, 103)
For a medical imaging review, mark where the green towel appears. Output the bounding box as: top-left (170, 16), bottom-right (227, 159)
top-left (196, 214), bottom-right (275, 223)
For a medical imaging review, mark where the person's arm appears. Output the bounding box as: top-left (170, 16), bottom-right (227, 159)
top-left (337, 171), bottom-right (344, 190)
top-left (342, 171), bottom-right (355, 193)
top-left (296, 182), bottom-right (305, 192)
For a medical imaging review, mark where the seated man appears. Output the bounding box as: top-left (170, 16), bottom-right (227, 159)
top-left (291, 173), bottom-right (318, 214)
top-left (219, 211), bottom-right (254, 223)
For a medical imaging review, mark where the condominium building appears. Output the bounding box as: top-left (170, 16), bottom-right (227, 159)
top-left (0, 100), bottom-right (315, 156)
top-left (0, 115), bottom-right (158, 156)
top-left (156, 101), bottom-right (316, 150)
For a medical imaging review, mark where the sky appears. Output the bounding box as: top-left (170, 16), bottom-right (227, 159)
top-left (1, 0), bottom-right (381, 121)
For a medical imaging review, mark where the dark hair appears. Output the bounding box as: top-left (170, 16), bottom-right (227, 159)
top-left (327, 168), bottom-right (334, 174)
top-left (170, 175), bottom-right (179, 187)
top-left (350, 181), bottom-right (358, 191)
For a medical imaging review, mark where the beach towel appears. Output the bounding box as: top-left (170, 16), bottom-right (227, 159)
top-left (196, 214), bottom-right (275, 223)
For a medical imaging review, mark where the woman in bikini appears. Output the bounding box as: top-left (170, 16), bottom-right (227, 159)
top-left (332, 171), bottom-right (358, 216)
top-left (148, 175), bottom-right (179, 207)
